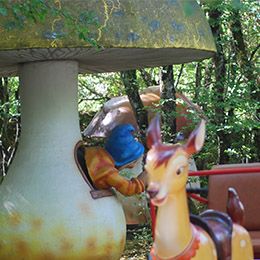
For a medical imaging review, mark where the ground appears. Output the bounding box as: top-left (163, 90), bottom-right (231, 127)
top-left (120, 224), bottom-right (153, 260)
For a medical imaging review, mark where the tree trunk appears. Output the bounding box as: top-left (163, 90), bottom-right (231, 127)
top-left (229, 7), bottom-right (260, 161)
top-left (139, 69), bottom-right (158, 87)
top-left (208, 7), bottom-right (230, 164)
top-left (195, 62), bottom-right (202, 101)
top-left (120, 70), bottom-right (148, 153)
top-left (160, 65), bottom-right (176, 144)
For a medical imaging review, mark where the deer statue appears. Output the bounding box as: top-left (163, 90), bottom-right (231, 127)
top-left (145, 115), bottom-right (253, 260)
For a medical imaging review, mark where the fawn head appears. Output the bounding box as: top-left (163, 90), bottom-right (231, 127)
top-left (145, 115), bottom-right (206, 206)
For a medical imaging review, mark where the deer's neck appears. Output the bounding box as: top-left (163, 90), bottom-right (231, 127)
top-left (154, 188), bottom-right (192, 259)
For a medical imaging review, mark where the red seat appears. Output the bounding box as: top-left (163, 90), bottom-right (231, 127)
top-left (207, 163), bottom-right (260, 259)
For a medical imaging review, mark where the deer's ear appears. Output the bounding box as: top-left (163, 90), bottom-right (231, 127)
top-left (147, 114), bottom-right (162, 149)
top-left (185, 120), bottom-right (206, 154)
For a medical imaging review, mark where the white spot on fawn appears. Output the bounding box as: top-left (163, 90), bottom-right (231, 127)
top-left (240, 240), bottom-right (246, 248)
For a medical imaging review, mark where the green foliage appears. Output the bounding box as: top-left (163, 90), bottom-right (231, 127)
top-left (178, 61), bottom-right (259, 167)
top-left (78, 72), bottom-right (123, 113)
top-left (0, 77), bottom-right (20, 176)
top-left (176, 0), bottom-right (260, 166)
top-left (78, 72), bottom-right (124, 132)
top-left (132, 225), bottom-right (153, 245)
top-left (0, 78), bottom-right (20, 116)
top-left (121, 224), bottom-right (152, 259)
top-left (188, 197), bottom-right (199, 215)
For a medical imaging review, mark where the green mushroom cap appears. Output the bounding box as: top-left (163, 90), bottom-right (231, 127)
top-left (0, 0), bottom-right (216, 76)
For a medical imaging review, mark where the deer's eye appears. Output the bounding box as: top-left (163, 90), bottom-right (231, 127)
top-left (176, 167), bottom-right (184, 175)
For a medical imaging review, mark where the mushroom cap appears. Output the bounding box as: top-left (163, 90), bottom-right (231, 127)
top-left (0, 0), bottom-right (216, 76)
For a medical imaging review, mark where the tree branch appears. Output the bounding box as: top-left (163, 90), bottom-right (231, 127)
top-left (250, 43), bottom-right (260, 61)
top-left (174, 64), bottom-right (184, 88)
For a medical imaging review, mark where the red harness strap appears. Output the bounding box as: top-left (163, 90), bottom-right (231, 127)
top-left (150, 225), bottom-right (200, 260)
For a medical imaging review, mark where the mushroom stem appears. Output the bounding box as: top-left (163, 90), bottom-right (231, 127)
top-left (18, 60), bottom-right (81, 151)
top-left (0, 60), bottom-right (126, 259)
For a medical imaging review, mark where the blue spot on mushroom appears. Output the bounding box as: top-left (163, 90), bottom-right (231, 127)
top-left (169, 0), bottom-right (178, 5)
top-left (42, 31), bottom-right (66, 39)
top-left (193, 2), bottom-right (200, 10)
top-left (53, 22), bottom-right (64, 30)
top-left (148, 20), bottom-right (160, 31)
top-left (142, 17), bottom-right (148, 23)
top-left (127, 32), bottom-right (140, 42)
top-left (170, 36), bottom-right (175, 42)
top-left (172, 22), bottom-right (184, 31)
top-left (198, 28), bottom-right (205, 36)
top-left (116, 32), bottom-right (122, 39)
top-left (113, 10), bottom-right (124, 17)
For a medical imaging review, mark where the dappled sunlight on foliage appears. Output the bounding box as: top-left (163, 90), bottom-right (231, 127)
top-left (120, 225), bottom-right (153, 260)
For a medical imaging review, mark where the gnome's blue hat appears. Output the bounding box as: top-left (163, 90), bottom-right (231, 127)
top-left (105, 124), bottom-right (144, 167)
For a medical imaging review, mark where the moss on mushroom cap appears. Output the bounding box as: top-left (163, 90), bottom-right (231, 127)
top-left (0, 0), bottom-right (216, 76)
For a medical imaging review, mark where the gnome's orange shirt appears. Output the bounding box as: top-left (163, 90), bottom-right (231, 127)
top-left (85, 147), bottom-right (145, 196)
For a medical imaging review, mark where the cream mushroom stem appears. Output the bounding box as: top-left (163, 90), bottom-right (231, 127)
top-left (18, 60), bottom-right (81, 160)
top-left (6, 60), bottom-right (83, 203)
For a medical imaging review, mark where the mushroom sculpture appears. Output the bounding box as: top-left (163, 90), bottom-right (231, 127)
top-left (0, 0), bottom-right (216, 259)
